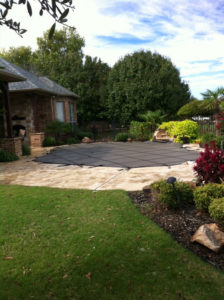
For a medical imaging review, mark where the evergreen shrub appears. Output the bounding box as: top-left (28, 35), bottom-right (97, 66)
top-left (200, 133), bottom-right (216, 146)
top-left (150, 180), bottom-right (194, 208)
top-left (208, 198), bottom-right (224, 224)
top-left (193, 183), bottom-right (224, 211)
top-left (22, 144), bottom-right (31, 156)
top-left (0, 149), bottom-right (19, 162)
top-left (115, 132), bottom-right (133, 142)
top-left (129, 121), bottom-right (151, 140)
top-left (43, 136), bottom-right (56, 147)
top-left (66, 137), bottom-right (79, 144)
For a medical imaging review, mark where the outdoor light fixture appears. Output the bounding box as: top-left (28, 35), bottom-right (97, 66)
top-left (166, 177), bottom-right (176, 185)
top-left (166, 177), bottom-right (181, 208)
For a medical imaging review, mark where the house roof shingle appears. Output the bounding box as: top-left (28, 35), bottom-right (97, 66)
top-left (0, 67), bottom-right (26, 82)
top-left (0, 58), bottom-right (78, 98)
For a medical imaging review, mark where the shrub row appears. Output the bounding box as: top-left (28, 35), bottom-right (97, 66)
top-left (193, 183), bottom-right (224, 224)
top-left (42, 121), bottom-right (93, 147)
top-left (150, 179), bottom-right (224, 224)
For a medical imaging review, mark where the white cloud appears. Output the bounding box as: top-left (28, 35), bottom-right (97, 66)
top-left (1, 0), bottom-right (224, 98)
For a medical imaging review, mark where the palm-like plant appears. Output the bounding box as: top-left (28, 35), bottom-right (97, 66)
top-left (201, 87), bottom-right (224, 111)
top-left (201, 87), bottom-right (224, 135)
top-left (138, 110), bottom-right (167, 130)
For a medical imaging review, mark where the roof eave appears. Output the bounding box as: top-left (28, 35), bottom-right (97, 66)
top-left (0, 70), bottom-right (26, 82)
top-left (9, 87), bottom-right (79, 98)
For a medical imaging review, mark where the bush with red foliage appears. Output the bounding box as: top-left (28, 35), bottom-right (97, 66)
top-left (194, 141), bottom-right (224, 184)
top-left (216, 112), bottom-right (224, 132)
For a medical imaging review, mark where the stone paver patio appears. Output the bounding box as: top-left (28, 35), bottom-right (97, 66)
top-left (0, 142), bottom-right (201, 191)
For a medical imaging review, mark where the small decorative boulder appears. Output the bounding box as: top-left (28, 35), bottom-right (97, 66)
top-left (127, 138), bottom-right (132, 142)
top-left (191, 223), bottom-right (224, 253)
top-left (82, 137), bottom-right (94, 143)
top-left (152, 128), bottom-right (171, 142)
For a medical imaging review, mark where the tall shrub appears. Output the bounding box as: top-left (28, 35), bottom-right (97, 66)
top-left (129, 121), bottom-right (151, 140)
top-left (45, 121), bottom-right (72, 143)
top-left (159, 120), bottom-right (198, 143)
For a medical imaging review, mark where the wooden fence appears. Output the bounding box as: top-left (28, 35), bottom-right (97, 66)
top-left (193, 116), bottom-right (216, 135)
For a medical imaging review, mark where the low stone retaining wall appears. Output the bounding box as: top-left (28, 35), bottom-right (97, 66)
top-left (0, 137), bottom-right (22, 156)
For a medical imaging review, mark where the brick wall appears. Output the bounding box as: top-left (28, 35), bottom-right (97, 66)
top-left (0, 137), bottom-right (22, 156)
top-left (3, 93), bottom-right (78, 145)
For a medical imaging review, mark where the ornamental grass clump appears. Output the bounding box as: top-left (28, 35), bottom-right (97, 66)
top-left (194, 141), bottom-right (224, 184)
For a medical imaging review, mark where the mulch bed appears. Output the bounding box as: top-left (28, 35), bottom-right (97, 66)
top-left (128, 191), bottom-right (224, 271)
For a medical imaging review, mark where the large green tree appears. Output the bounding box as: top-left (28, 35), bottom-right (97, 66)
top-left (33, 27), bottom-right (84, 90)
top-left (106, 50), bottom-right (191, 124)
top-left (0, 46), bottom-right (34, 71)
top-left (76, 55), bottom-right (110, 123)
top-left (0, 27), bottom-right (111, 124)
top-left (177, 100), bottom-right (214, 118)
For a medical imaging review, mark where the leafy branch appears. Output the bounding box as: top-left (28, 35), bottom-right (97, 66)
top-left (0, 0), bottom-right (75, 37)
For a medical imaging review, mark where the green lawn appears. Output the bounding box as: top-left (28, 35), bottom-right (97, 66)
top-left (1, 185), bottom-right (224, 300)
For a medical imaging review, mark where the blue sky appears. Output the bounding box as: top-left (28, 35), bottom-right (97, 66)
top-left (1, 0), bottom-right (224, 99)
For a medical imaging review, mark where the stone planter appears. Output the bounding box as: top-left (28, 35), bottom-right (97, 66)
top-left (30, 132), bottom-right (45, 148)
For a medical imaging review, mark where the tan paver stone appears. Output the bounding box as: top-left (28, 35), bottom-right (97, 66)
top-left (0, 145), bottom-right (198, 191)
top-left (98, 164), bottom-right (195, 190)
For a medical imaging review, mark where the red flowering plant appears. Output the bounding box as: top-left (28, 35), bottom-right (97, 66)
top-left (194, 141), bottom-right (224, 184)
top-left (216, 112), bottom-right (224, 133)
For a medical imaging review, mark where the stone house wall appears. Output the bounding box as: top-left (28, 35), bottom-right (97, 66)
top-left (2, 93), bottom-right (78, 144)
top-left (9, 94), bottom-right (34, 143)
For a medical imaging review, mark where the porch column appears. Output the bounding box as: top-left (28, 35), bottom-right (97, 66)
top-left (1, 82), bottom-right (13, 138)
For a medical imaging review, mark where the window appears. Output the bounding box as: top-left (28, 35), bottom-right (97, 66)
top-left (69, 102), bottom-right (75, 123)
top-left (56, 101), bottom-right (65, 122)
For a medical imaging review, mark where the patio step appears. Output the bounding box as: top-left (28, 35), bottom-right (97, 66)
top-left (153, 128), bottom-right (171, 142)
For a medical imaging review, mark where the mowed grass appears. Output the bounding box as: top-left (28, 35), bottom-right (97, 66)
top-left (1, 185), bottom-right (224, 300)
